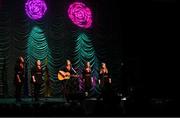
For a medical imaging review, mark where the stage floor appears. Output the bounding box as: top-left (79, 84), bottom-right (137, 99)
top-left (0, 97), bottom-right (179, 116)
top-left (0, 97), bottom-right (122, 116)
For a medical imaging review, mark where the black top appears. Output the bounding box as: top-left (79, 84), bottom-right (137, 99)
top-left (99, 72), bottom-right (110, 86)
top-left (31, 66), bottom-right (43, 84)
top-left (82, 68), bottom-right (92, 87)
top-left (14, 64), bottom-right (24, 84)
top-left (60, 66), bottom-right (78, 93)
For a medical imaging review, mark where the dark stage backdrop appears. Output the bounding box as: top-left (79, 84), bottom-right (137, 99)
top-left (0, 0), bottom-right (143, 98)
top-left (148, 1), bottom-right (178, 99)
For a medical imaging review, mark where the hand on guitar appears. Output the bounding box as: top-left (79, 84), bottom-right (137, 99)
top-left (58, 71), bottom-right (70, 80)
top-left (65, 72), bottom-right (70, 77)
top-left (71, 74), bottom-right (79, 78)
top-left (58, 70), bottom-right (79, 81)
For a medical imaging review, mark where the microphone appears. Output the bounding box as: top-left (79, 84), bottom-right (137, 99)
top-left (71, 67), bottom-right (77, 74)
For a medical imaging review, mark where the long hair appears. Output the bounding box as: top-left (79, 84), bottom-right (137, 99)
top-left (100, 62), bottom-right (108, 74)
top-left (85, 62), bottom-right (91, 70)
top-left (15, 56), bottom-right (23, 67)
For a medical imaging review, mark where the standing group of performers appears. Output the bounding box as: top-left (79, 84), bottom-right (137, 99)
top-left (14, 56), bottom-right (112, 102)
top-left (14, 57), bottom-right (43, 102)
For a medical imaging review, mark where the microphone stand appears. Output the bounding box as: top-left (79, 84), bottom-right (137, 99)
top-left (71, 67), bottom-right (77, 74)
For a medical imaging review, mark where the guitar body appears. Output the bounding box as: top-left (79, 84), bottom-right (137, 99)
top-left (58, 71), bottom-right (70, 81)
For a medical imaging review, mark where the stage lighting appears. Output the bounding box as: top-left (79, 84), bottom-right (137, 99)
top-left (68, 2), bottom-right (92, 28)
top-left (25, 0), bottom-right (47, 20)
top-left (0, 0), bottom-right (2, 9)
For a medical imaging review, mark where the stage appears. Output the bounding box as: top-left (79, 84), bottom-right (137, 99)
top-left (0, 0), bottom-right (178, 117)
top-left (0, 97), bottom-right (122, 116)
top-left (0, 96), bottom-right (179, 116)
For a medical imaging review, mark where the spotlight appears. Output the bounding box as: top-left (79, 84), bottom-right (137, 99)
top-left (25, 0), bottom-right (47, 20)
top-left (68, 2), bottom-right (92, 28)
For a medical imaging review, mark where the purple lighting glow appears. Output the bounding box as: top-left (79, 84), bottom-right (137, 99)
top-left (25, 0), bottom-right (47, 20)
top-left (0, 0), bottom-right (2, 9)
top-left (68, 2), bottom-right (92, 28)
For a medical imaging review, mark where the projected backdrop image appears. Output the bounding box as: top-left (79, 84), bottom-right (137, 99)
top-left (0, 0), bottom-right (178, 116)
top-left (0, 0), bottom-right (128, 98)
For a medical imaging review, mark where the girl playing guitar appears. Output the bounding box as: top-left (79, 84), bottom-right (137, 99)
top-left (58, 60), bottom-right (79, 102)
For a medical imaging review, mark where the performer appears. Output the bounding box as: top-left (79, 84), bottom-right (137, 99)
top-left (31, 60), bottom-right (43, 101)
top-left (58, 59), bottom-right (78, 102)
top-left (98, 62), bottom-right (112, 101)
top-left (82, 62), bottom-right (93, 97)
top-left (14, 56), bottom-right (25, 102)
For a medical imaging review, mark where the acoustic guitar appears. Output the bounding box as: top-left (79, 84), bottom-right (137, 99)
top-left (58, 71), bottom-right (79, 81)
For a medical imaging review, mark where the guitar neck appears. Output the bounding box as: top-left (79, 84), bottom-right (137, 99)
top-left (70, 74), bottom-right (79, 78)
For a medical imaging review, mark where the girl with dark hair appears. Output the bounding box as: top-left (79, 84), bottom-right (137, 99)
top-left (98, 62), bottom-right (112, 102)
top-left (31, 60), bottom-right (43, 101)
top-left (82, 62), bottom-right (93, 97)
top-left (14, 56), bottom-right (25, 102)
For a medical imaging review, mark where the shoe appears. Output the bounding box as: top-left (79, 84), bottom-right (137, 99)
top-left (85, 92), bottom-right (88, 97)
